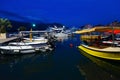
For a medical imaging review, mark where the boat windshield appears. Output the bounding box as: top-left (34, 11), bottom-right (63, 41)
top-left (54, 30), bottom-right (62, 33)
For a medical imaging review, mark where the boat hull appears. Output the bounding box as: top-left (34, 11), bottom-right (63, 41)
top-left (0, 48), bottom-right (36, 54)
top-left (23, 38), bottom-right (48, 43)
top-left (0, 45), bottom-right (53, 55)
top-left (78, 44), bottom-right (120, 60)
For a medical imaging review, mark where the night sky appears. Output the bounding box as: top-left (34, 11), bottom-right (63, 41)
top-left (0, 0), bottom-right (120, 27)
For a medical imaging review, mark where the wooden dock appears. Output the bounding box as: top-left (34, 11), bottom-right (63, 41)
top-left (0, 37), bottom-right (17, 44)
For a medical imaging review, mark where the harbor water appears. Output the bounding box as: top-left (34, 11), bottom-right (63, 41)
top-left (0, 35), bottom-right (120, 80)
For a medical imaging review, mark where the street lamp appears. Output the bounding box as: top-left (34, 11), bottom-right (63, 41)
top-left (32, 23), bottom-right (36, 27)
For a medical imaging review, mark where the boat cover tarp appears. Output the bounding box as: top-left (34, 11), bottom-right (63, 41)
top-left (107, 30), bottom-right (120, 34)
top-left (75, 26), bottom-right (120, 34)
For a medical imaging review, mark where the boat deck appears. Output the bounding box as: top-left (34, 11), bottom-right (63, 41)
top-left (83, 44), bottom-right (120, 52)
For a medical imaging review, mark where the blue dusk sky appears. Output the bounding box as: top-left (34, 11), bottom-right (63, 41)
top-left (0, 0), bottom-right (120, 27)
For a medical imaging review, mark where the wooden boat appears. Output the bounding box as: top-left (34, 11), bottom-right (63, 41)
top-left (79, 44), bottom-right (120, 60)
top-left (75, 26), bottom-right (120, 60)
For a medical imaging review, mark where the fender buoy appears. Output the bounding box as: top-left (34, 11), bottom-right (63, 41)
top-left (69, 43), bottom-right (73, 47)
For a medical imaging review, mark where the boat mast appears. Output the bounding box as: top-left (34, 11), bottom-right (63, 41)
top-left (111, 25), bottom-right (115, 47)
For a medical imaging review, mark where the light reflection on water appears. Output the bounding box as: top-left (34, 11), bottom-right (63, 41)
top-left (0, 35), bottom-right (120, 80)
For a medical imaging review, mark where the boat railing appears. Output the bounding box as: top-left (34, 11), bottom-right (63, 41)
top-left (80, 35), bottom-right (101, 40)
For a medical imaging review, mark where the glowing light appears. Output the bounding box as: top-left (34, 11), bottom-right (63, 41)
top-left (32, 24), bottom-right (36, 27)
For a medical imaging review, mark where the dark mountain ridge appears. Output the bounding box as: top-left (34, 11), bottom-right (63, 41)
top-left (7, 20), bottom-right (63, 32)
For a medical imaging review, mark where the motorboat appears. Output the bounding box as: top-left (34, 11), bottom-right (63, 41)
top-left (8, 41), bottom-right (47, 46)
top-left (20, 29), bottom-right (49, 44)
top-left (75, 26), bottom-right (120, 60)
top-left (23, 37), bottom-right (48, 43)
top-left (48, 26), bottom-right (68, 38)
top-left (0, 45), bottom-right (36, 54)
top-left (0, 29), bottom-right (55, 54)
top-left (0, 42), bottom-right (53, 54)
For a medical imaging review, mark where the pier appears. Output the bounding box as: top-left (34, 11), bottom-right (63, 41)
top-left (0, 37), bottom-right (17, 45)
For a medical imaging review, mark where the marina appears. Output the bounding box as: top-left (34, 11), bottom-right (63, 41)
top-left (0, 23), bottom-right (120, 80)
top-left (1, 35), bottom-right (120, 80)
top-left (1, 0), bottom-right (120, 79)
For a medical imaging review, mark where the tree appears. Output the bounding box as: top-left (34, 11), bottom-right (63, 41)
top-left (0, 18), bottom-right (12, 33)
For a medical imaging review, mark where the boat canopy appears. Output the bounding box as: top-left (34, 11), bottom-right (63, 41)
top-left (107, 30), bottom-right (120, 34)
top-left (75, 26), bottom-right (120, 34)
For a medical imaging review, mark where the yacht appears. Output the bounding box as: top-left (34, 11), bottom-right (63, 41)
top-left (48, 26), bottom-right (68, 38)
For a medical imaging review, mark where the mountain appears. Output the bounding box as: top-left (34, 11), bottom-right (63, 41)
top-left (7, 20), bottom-right (64, 32)
top-left (0, 10), bottom-right (64, 32)
top-left (0, 10), bottom-right (44, 23)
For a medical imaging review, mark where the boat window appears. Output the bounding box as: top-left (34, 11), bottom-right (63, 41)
top-left (115, 34), bottom-right (120, 40)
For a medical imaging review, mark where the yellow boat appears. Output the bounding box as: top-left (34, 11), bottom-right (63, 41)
top-left (77, 50), bottom-right (120, 79)
top-left (79, 50), bottom-right (120, 76)
top-left (75, 26), bottom-right (120, 60)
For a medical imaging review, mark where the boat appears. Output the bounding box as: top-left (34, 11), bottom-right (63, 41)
top-left (77, 50), bottom-right (120, 80)
top-left (20, 29), bottom-right (49, 43)
top-left (8, 41), bottom-right (46, 46)
top-left (75, 26), bottom-right (120, 60)
top-left (0, 39), bottom-right (54, 54)
top-left (0, 45), bottom-right (36, 54)
top-left (23, 37), bottom-right (48, 43)
top-left (48, 26), bottom-right (68, 38)
top-left (0, 29), bottom-right (55, 54)
top-left (0, 41), bottom-right (53, 54)
top-left (79, 50), bottom-right (120, 77)
top-left (65, 27), bottom-right (77, 36)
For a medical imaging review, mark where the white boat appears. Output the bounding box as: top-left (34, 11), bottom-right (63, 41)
top-left (0, 42), bottom-right (53, 54)
top-left (23, 37), bottom-right (48, 43)
top-left (0, 45), bottom-right (36, 54)
top-left (64, 27), bottom-right (77, 36)
top-left (49, 26), bottom-right (68, 38)
top-left (0, 29), bottom-right (54, 54)
top-left (8, 41), bottom-right (46, 46)
top-left (20, 29), bottom-right (49, 44)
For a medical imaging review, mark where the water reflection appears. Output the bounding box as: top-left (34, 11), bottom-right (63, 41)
top-left (23, 52), bottom-right (55, 76)
top-left (56, 36), bottom-right (69, 42)
top-left (77, 50), bottom-right (120, 80)
top-left (0, 51), bottom-right (54, 74)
